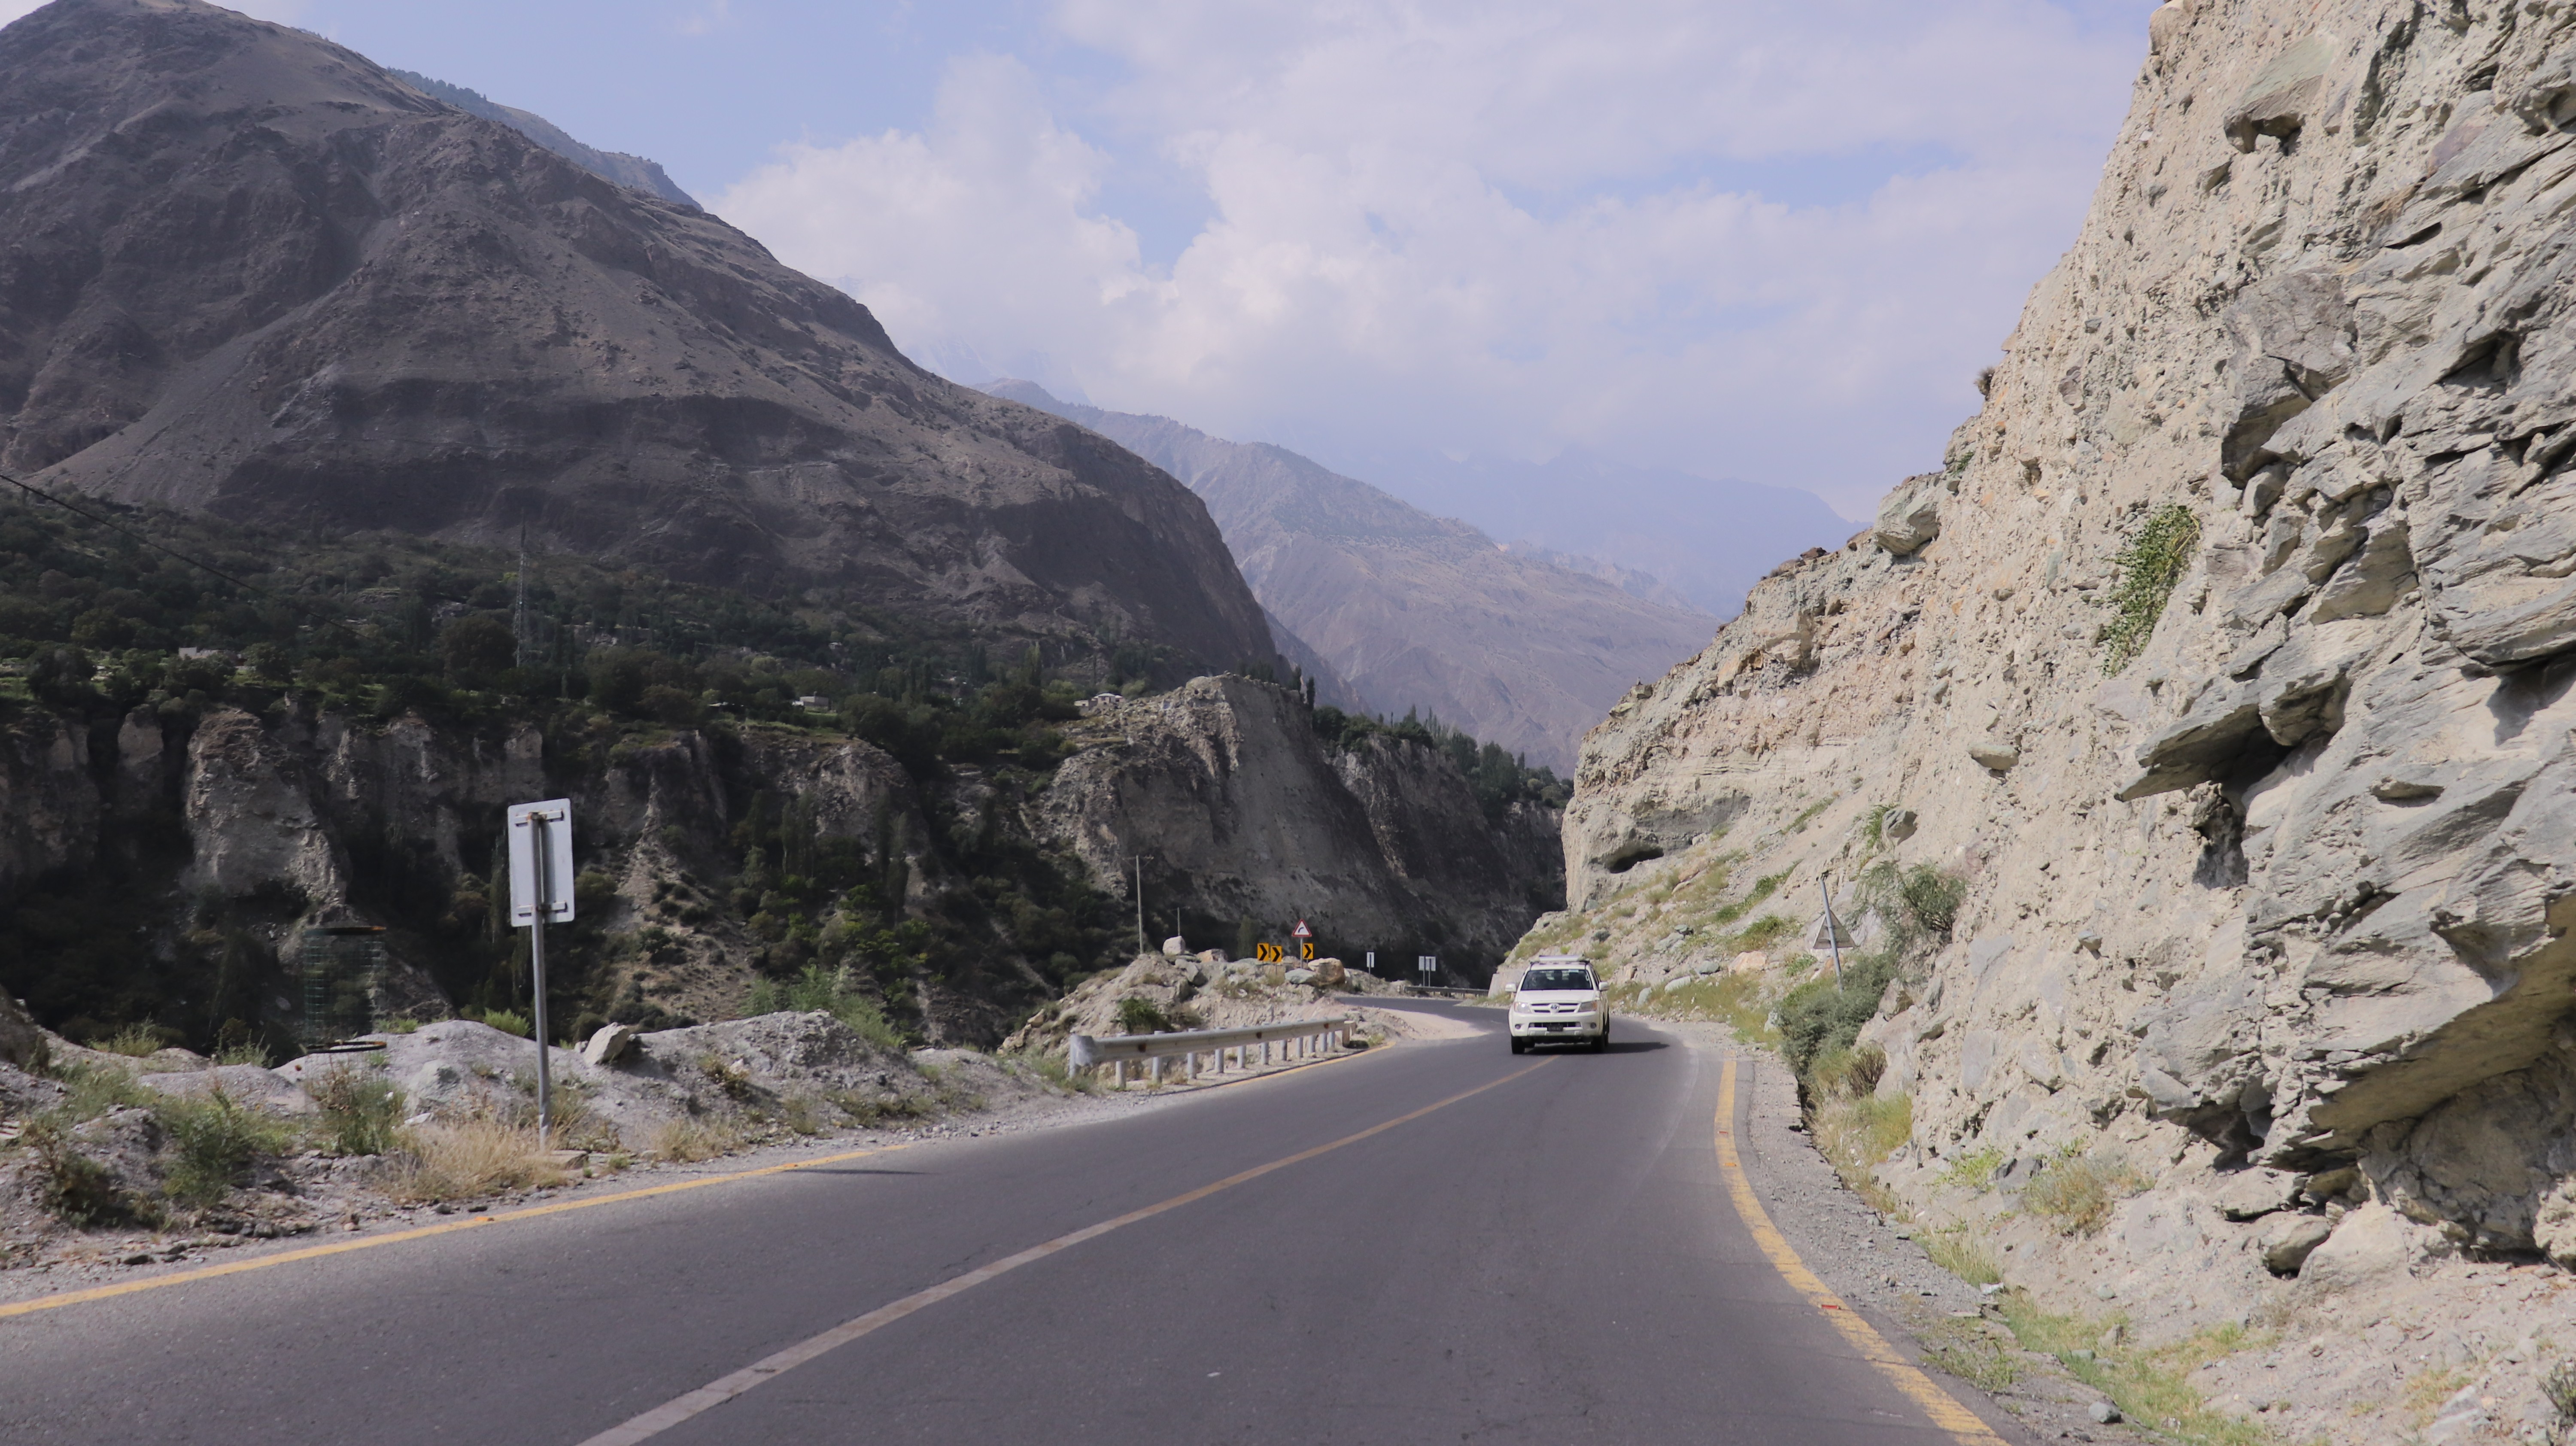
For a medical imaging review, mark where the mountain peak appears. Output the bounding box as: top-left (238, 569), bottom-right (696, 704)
top-left (0, 0), bottom-right (1275, 671)
top-left (386, 68), bottom-right (697, 208)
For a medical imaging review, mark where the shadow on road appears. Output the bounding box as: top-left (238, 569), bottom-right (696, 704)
top-left (790, 1167), bottom-right (930, 1177)
top-left (1519, 1039), bottom-right (1668, 1055)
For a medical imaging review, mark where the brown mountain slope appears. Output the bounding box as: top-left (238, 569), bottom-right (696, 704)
top-left (983, 383), bottom-right (1717, 772)
top-left (0, 0), bottom-right (1273, 672)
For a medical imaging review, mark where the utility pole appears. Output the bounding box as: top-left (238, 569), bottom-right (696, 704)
top-left (1133, 854), bottom-right (1153, 958)
top-left (513, 527), bottom-right (532, 668)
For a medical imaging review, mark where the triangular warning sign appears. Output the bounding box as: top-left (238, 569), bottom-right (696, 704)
top-left (1291, 919), bottom-right (1312, 939)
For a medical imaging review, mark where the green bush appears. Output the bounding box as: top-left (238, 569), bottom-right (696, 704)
top-left (156, 1087), bottom-right (295, 1206)
top-left (1897, 865), bottom-right (1966, 940)
top-left (2097, 504), bottom-right (2201, 675)
top-left (475, 1008), bottom-right (532, 1038)
top-left (1776, 951), bottom-right (1898, 1078)
top-left (309, 1065), bottom-right (406, 1156)
top-left (22, 1119), bottom-right (143, 1227)
top-left (745, 963), bottom-right (907, 1051)
top-left (1114, 996), bottom-right (1170, 1035)
top-left (92, 1023), bottom-right (173, 1057)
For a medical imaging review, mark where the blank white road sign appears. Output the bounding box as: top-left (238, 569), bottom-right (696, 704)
top-left (508, 799), bottom-right (576, 924)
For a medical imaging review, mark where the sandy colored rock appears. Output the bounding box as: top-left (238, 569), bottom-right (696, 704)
top-left (2298, 1205), bottom-right (2416, 1294)
top-left (138, 1064), bottom-right (319, 1116)
top-left (582, 1024), bottom-right (641, 1067)
top-left (1548, 4), bottom-right (2576, 1437)
top-left (0, 995), bottom-right (42, 1070)
top-left (2258, 1213), bottom-right (2333, 1274)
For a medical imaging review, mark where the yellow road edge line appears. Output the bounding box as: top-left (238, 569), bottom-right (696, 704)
top-left (579, 1056), bottom-right (1559, 1446)
top-left (1715, 1054), bottom-right (2009, 1446)
top-left (0, 1140), bottom-right (916, 1321)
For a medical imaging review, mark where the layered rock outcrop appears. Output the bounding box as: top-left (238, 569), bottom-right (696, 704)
top-left (1037, 677), bottom-right (1561, 971)
top-left (1566, 0), bottom-right (2576, 1340)
top-left (0, 0), bottom-right (1273, 672)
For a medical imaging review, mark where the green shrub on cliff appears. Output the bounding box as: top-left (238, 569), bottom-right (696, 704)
top-left (2096, 504), bottom-right (2200, 675)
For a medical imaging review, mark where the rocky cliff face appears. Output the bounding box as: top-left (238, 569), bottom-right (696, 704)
top-left (0, 0), bottom-right (1273, 673)
top-left (1036, 676), bottom-right (1561, 974)
top-left (1563, 0), bottom-right (2576, 1426)
top-left (983, 382), bottom-right (1716, 773)
top-left (0, 672), bottom-right (1552, 1050)
top-left (0, 697), bottom-right (930, 1044)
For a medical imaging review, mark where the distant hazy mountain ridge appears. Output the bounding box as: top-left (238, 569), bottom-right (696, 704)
top-left (388, 69), bottom-right (699, 207)
top-left (1496, 540), bottom-right (1702, 612)
top-left (984, 382), bottom-right (1718, 772)
top-left (1397, 450), bottom-right (1857, 619)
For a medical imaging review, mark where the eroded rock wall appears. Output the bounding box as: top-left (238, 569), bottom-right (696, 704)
top-left (0, 700), bottom-right (922, 1041)
top-left (1569, 0), bottom-right (2576, 1290)
top-left (1038, 677), bottom-right (1561, 972)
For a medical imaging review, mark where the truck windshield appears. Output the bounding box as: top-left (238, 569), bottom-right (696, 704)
top-left (1521, 969), bottom-right (1593, 992)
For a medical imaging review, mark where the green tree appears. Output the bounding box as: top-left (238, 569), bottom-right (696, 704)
top-left (438, 615), bottom-right (516, 686)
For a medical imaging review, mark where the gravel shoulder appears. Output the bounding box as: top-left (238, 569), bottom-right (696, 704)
top-left (1661, 1019), bottom-right (2155, 1445)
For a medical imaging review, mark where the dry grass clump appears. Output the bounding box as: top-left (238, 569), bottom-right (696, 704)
top-left (647, 1117), bottom-right (744, 1163)
top-left (1923, 1229), bottom-right (2003, 1285)
top-left (2023, 1151), bottom-right (2148, 1236)
top-left (383, 1120), bottom-right (572, 1204)
top-left (2002, 1303), bottom-right (2272, 1446)
top-left (1804, 1045), bottom-right (1911, 1216)
top-left (90, 1023), bottom-right (173, 1057)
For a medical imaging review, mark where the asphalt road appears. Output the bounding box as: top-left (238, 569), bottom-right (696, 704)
top-left (6, 1005), bottom-right (2003, 1444)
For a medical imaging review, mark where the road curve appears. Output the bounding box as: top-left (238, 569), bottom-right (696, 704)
top-left (6, 1005), bottom-right (2015, 1444)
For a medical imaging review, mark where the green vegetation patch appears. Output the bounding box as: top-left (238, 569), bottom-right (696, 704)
top-left (2097, 504), bottom-right (2202, 675)
top-left (1999, 1301), bottom-right (2275, 1446)
top-left (156, 1086), bottom-right (298, 1206)
top-left (309, 1064), bottom-right (407, 1157)
top-left (747, 963), bottom-right (906, 1052)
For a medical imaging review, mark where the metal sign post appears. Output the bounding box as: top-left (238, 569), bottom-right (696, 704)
top-left (1820, 874), bottom-right (1846, 990)
top-left (1417, 954), bottom-right (1437, 985)
top-left (508, 799), bottom-right (575, 1146)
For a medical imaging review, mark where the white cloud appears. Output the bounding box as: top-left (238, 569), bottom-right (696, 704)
top-left (673, 0), bottom-right (733, 38)
top-left (714, 0), bottom-right (2145, 519)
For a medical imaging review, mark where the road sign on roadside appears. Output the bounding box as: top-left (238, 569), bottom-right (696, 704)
top-left (1291, 920), bottom-right (1312, 940)
top-left (506, 798), bottom-right (573, 1147)
top-left (1300, 942), bottom-right (1315, 961)
top-left (1255, 942), bottom-right (1284, 963)
top-left (508, 799), bottom-right (575, 925)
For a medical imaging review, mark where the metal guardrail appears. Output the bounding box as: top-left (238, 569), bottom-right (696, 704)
top-left (1069, 1016), bottom-right (1349, 1084)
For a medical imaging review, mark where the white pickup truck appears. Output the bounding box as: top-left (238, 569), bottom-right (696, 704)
top-left (1507, 956), bottom-right (1608, 1053)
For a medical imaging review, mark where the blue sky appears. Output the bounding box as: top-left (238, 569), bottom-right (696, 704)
top-left (5, 0), bottom-right (2158, 529)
